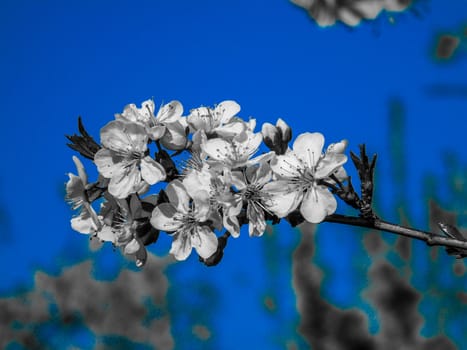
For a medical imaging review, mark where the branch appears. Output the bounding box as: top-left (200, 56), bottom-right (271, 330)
top-left (326, 213), bottom-right (467, 249)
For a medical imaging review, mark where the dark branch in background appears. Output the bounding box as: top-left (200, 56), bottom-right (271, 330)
top-left (65, 117), bottom-right (101, 160)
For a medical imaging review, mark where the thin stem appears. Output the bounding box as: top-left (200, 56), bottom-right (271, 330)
top-left (323, 213), bottom-right (467, 250)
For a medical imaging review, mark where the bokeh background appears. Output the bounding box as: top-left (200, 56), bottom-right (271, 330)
top-left (0, 0), bottom-right (466, 349)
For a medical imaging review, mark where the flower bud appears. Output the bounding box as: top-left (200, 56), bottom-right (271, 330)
top-left (276, 118), bottom-right (292, 144)
top-left (261, 122), bottom-right (279, 151)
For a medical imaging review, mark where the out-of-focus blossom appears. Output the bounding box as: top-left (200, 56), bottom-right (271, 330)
top-left (264, 132), bottom-right (347, 223)
top-left (150, 180), bottom-right (218, 261)
top-left (290, 0), bottom-right (411, 27)
top-left (94, 120), bottom-right (166, 198)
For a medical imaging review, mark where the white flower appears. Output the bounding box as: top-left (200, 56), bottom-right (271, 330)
top-left (94, 120), bottom-right (166, 199)
top-left (187, 100), bottom-right (246, 137)
top-left (202, 130), bottom-right (263, 169)
top-left (116, 99), bottom-right (187, 150)
top-left (231, 161), bottom-right (273, 237)
top-left (264, 132), bottom-right (347, 223)
top-left (150, 180), bottom-right (218, 261)
top-left (97, 195), bottom-right (148, 267)
top-left (200, 167), bottom-right (242, 237)
top-left (66, 156), bottom-right (101, 234)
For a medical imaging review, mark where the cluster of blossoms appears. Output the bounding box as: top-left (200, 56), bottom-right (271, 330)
top-left (66, 99), bottom-right (350, 266)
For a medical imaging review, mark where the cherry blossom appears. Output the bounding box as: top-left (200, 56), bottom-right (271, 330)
top-left (66, 156), bottom-right (101, 234)
top-left (150, 180), bottom-right (218, 261)
top-left (94, 120), bottom-right (166, 198)
top-left (265, 132), bottom-right (347, 223)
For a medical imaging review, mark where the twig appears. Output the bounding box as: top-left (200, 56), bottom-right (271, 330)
top-left (323, 214), bottom-right (467, 251)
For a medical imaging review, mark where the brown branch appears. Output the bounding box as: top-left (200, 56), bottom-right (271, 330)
top-left (323, 214), bottom-right (467, 251)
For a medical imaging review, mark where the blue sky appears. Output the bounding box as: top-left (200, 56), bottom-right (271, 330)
top-left (0, 0), bottom-right (466, 348)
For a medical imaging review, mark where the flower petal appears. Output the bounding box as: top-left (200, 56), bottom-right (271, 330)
top-left (100, 120), bottom-right (147, 154)
top-left (215, 121), bottom-right (246, 138)
top-left (97, 225), bottom-right (115, 242)
top-left (72, 156), bottom-right (88, 185)
top-left (214, 100), bottom-right (240, 124)
top-left (123, 238), bottom-right (141, 255)
top-left (224, 214), bottom-right (241, 238)
top-left (326, 139), bottom-right (348, 154)
top-left (248, 161), bottom-right (271, 185)
top-left (156, 100), bottom-right (183, 123)
top-left (192, 190), bottom-right (211, 222)
top-left (150, 203), bottom-right (182, 231)
top-left (231, 171), bottom-right (247, 191)
top-left (300, 186), bottom-right (337, 223)
top-left (187, 107), bottom-right (211, 132)
top-left (165, 180), bottom-right (190, 214)
top-left (202, 138), bottom-right (233, 162)
top-left (108, 165), bottom-right (141, 199)
top-left (170, 232), bottom-right (193, 261)
top-left (193, 226), bottom-right (218, 259)
top-left (117, 100), bottom-right (155, 125)
top-left (263, 181), bottom-right (303, 217)
top-left (160, 121), bottom-right (187, 150)
top-left (235, 132), bottom-right (262, 159)
top-left (71, 214), bottom-right (95, 234)
top-left (247, 202), bottom-right (267, 237)
top-left (293, 132), bottom-right (324, 169)
top-left (141, 156), bottom-right (166, 185)
top-left (314, 153), bottom-right (347, 179)
top-left (94, 148), bottom-right (125, 178)
top-left (66, 173), bottom-right (85, 209)
top-left (269, 154), bottom-right (304, 178)
top-left (147, 125), bottom-right (166, 140)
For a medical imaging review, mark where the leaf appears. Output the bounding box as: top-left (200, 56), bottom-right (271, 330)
top-left (66, 117), bottom-right (101, 160)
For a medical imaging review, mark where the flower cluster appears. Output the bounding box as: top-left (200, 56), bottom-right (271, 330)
top-left (66, 99), bottom-right (350, 266)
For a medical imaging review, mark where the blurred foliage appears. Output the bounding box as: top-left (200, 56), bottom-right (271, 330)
top-left (433, 24), bottom-right (467, 61)
top-left (0, 255), bottom-right (173, 349)
top-left (426, 23), bottom-right (467, 99)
